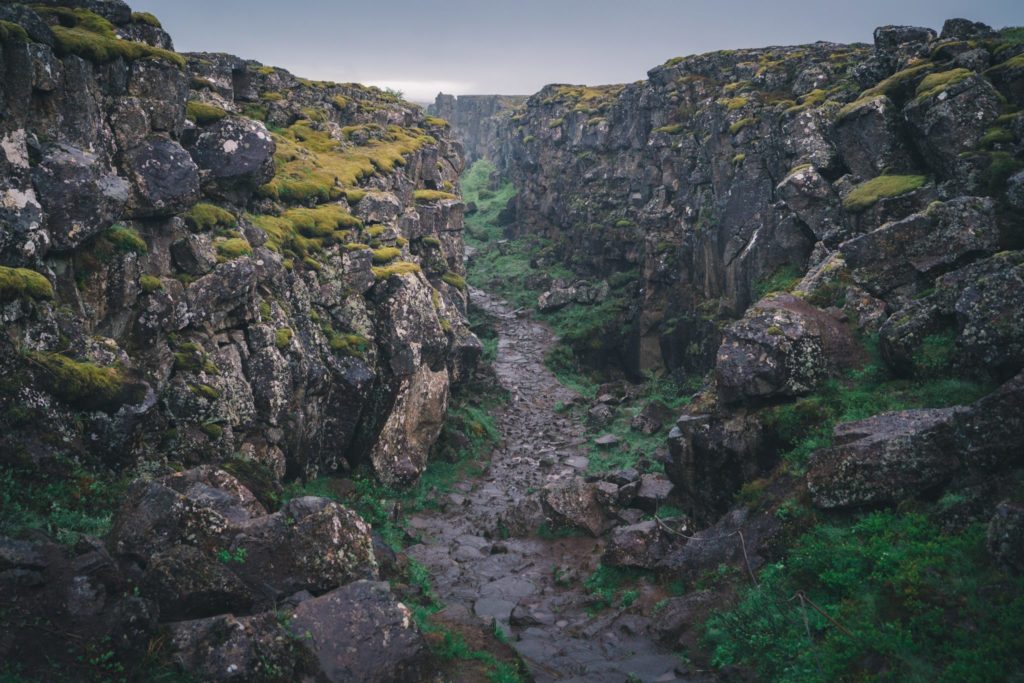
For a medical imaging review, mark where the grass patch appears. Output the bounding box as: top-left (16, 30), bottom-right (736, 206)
top-left (27, 352), bottom-right (129, 410)
top-left (186, 100), bottom-right (227, 125)
top-left (753, 265), bottom-right (802, 300)
top-left (414, 189), bottom-right (459, 202)
top-left (371, 247), bottom-right (401, 264)
top-left (441, 271), bottom-right (467, 291)
top-left (915, 68), bottom-right (972, 101)
top-left (185, 202), bottom-right (235, 232)
top-left (842, 174), bottom-right (927, 213)
top-left (275, 328), bottom-right (293, 349)
top-left (130, 11), bottom-right (162, 27)
top-left (372, 261), bottom-right (421, 280)
top-left (584, 564), bottom-right (651, 613)
top-left (705, 511), bottom-right (1024, 682)
top-left (139, 275), bottom-right (163, 293)
top-left (36, 6), bottom-right (184, 68)
top-left (258, 120), bottom-right (434, 203)
top-left (249, 204), bottom-right (361, 257)
top-left (214, 238), bottom-right (252, 260)
top-left (0, 266), bottom-right (53, 301)
top-left (103, 224), bottom-right (147, 254)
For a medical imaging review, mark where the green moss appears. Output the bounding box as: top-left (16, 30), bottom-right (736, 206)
top-left (201, 422), bottom-right (223, 439)
top-left (260, 91), bottom-right (284, 102)
top-left (38, 7), bottom-right (184, 68)
top-left (372, 261), bottom-right (421, 280)
top-left (414, 189), bottom-right (459, 202)
top-left (328, 332), bottom-right (370, 356)
top-left (441, 271), bottom-right (467, 291)
top-left (28, 352), bottom-right (127, 409)
top-left (915, 68), bottom-right (972, 100)
top-left (982, 151), bottom-right (1024, 194)
top-left (424, 116), bottom-right (450, 127)
top-left (729, 117), bottom-right (757, 135)
top-left (186, 203), bottom-right (236, 232)
top-left (259, 300), bottom-right (272, 319)
top-left (548, 118), bottom-right (564, 128)
top-left (979, 126), bottom-right (1014, 148)
top-left (186, 100), bottom-right (227, 125)
top-left (345, 242), bottom-right (370, 251)
top-left (654, 123), bottom-right (686, 134)
top-left (239, 104), bottom-right (268, 122)
top-left (275, 328), bottom-right (293, 349)
top-left (766, 325), bottom-right (784, 336)
top-left (344, 188), bottom-right (366, 204)
top-left (249, 204), bottom-right (361, 255)
top-left (784, 88), bottom-right (828, 115)
top-left (753, 265), bottom-right (802, 300)
top-left (103, 224), bottom-right (147, 254)
top-left (0, 266), bottom-right (54, 301)
top-left (0, 20), bottom-right (29, 43)
top-left (732, 152), bottom-right (746, 165)
top-left (331, 95), bottom-right (349, 109)
top-left (189, 383), bottom-right (220, 400)
top-left (215, 238), bottom-right (252, 260)
top-left (302, 256), bottom-right (322, 271)
top-left (139, 275), bottom-right (163, 293)
top-left (365, 225), bottom-right (387, 238)
top-left (130, 11), bottom-right (161, 27)
top-left (842, 174), bottom-right (928, 213)
top-left (371, 247), bottom-right (402, 264)
top-left (422, 235), bottom-right (442, 248)
top-left (723, 97), bottom-right (749, 111)
top-left (255, 65), bottom-right (276, 75)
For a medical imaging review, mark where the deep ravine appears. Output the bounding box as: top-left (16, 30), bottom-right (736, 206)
top-left (406, 287), bottom-right (699, 683)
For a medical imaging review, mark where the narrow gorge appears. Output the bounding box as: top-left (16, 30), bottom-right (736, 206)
top-left (2, 2), bottom-right (1024, 682)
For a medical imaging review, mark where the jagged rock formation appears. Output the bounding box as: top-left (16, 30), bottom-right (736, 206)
top-left (0, 1), bottom-right (473, 679)
top-left (428, 93), bottom-right (526, 163)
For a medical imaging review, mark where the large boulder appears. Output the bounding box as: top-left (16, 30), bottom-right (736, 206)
top-left (841, 197), bottom-right (998, 301)
top-left (807, 409), bottom-right (961, 508)
top-left (834, 96), bottom-right (915, 179)
top-left (291, 580), bottom-right (434, 682)
top-left (30, 143), bottom-right (129, 252)
top-left (122, 136), bottom-right (201, 218)
top-left (715, 294), bottom-right (861, 405)
top-left (903, 73), bottom-right (1002, 181)
top-left (541, 477), bottom-right (609, 537)
top-left (186, 117), bottom-right (276, 203)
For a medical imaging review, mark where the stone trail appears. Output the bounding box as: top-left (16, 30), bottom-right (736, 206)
top-left (406, 288), bottom-right (704, 683)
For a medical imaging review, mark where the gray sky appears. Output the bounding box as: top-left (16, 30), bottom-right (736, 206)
top-left (133, 0), bottom-right (1023, 102)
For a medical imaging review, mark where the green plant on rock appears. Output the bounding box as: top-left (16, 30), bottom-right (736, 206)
top-left (215, 238), bottom-right (252, 261)
top-left (441, 271), bottom-right (466, 291)
top-left (842, 174), bottom-right (928, 213)
top-left (414, 189), bottom-right (459, 202)
top-left (139, 275), bottom-right (163, 293)
top-left (753, 265), bottom-right (802, 300)
top-left (186, 100), bottom-right (227, 125)
top-left (130, 11), bottom-right (161, 27)
top-left (103, 224), bottom-right (148, 254)
top-left (275, 328), bottom-right (293, 350)
top-left (0, 266), bottom-right (53, 301)
top-left (35, 6), bottom-right (185, 68)
top-left (27, 352), bottom-right (128, 409)
top-left (372, 261), bottom-right (421, 280)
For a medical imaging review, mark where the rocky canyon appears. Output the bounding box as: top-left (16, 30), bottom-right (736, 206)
top-left (2, 2), bottom-right (1023, 681)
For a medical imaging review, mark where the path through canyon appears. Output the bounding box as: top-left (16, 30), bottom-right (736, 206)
top-left (407, 288), bottom-right (701, 683)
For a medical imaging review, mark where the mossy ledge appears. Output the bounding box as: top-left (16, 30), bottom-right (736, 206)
top-left (842, 174), bottom-right (928, 212)
top-left (26, 352), bottom-right (130, 410)
top-left (0, 266), bottom-right (54, 301)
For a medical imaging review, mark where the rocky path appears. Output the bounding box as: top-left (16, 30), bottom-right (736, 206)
top-left (406, 288), bottom-right (694, 683)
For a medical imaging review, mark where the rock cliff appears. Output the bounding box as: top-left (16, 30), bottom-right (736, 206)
top-left (1, 0), bottom-right (474, 678)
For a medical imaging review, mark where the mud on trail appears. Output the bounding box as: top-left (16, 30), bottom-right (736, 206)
top-left (406, 288), bottom-right (702, 683)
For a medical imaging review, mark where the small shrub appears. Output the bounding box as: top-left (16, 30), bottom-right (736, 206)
top-left (0, 266), bottom-right (53, 301)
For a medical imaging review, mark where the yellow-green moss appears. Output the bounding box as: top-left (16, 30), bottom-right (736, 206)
top-left (364, 225), bottom-right (387, 238)
top-left (255, 65), bottom-right (276, 75)
top-left (345, 242), bottom-right (370, 252)
top-left (422, 235), bottom-right (442, 248)
top-left (249, 204), bottom-right (362, 255)
top-left (723, 97), bottom-right (749, 111)
top-left (371, 247), bottom-right (401, 264)
top-left (201, 422), bottom-right (223, 439)
top-left (139, 275), bottom-right (163, 293)
top-left (732, 153), bottom-right (746, 165)
top-left (331, 95), bottom-right (349, 109)
top-left (28, 352), bottom-right (127, 408)
top-left (104, 224), bottom-right (147, 254)
top-left (548, 118), bottom-right (564, 128)
top-left (130, 11), bottom-right (161, 27)
top-left (372, 261), bottom-right (421, 280)
top-left (784, 89), bottom-right (828, 115)
top-left (38, 7), bottom-right (185, 68)
top-left (328, 332), bottom-right (369, 356)
top-left (729, 117), bottom-right (757, 135)
top-left (0, 20), bottom-right (29, 43)
top-left (189, 383), bottom-right (220, 400)
top-left (302, 256), bottom-right (322, 271)
top-left (343, 188), bottom-right (366, 204)
top-left (186, 100), bottom-right (227, 125)
top-left (275, 328), bottom-right (293, 349)
top-left (413, 189), bottom-right (459, 202)
top-left (424, 116), bottom-right (450, 127)
top-left (259, 122), bottom-right (434, 202)
top-left (441, 271), bottom-right (466, 291)
top-left (843, 174), bottom-right (928, 213)
top-left (186, 203), bottom-right (235, 232)
top-left (654, 123), bottom-right (686, 135)
top-left (260, 91), bottom-right (284, 102)
top-left (215, 238), bottom-right (252, 260)
top-left (915, 68), bottom-right (972, 100)
top-left (0, 266), bottom-right (53, 301)
top-left (259, 300), bottom-right (272, 319)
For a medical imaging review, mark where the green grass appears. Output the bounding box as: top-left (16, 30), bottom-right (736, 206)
top-left (130, 11), bottom-right (162, 27)
top-left (36, 6), bottom-right (184, 68)
top-left (0, 266), bottom-right (53, 301)
top-left (139, 275), bottom-right (163, 293)
top-left (704, 510), bottom-right (1024, 682)
top-left (0, 461), bottom-right (127, 545)
top-left (186, 203), bottom-right (236, 232)
top-left (249, 204), bottom-right (362, 257)
top-left (27, 352), bottom-right (129, 410)
top-left (584, 564), bottom-right (652, 613)
top-left (185, 100), bottom-right (227, 125)
top-left (371, 246), bottom-right (401, 264)
top-left (753, 265), bottom-right (802, 300)
top-left (842, 174), bottom-right (928, 213)
top-left (765, 336), bottom-right (992, 472)
top-left (214, 238), bottom-right (252, 260)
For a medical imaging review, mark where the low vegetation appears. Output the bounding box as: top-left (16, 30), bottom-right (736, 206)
top-left (185, 100), bottom-right (227, 125)
top-left (842, 174), bottom-right (928, 212)
top-left (35, 6), bottom-right (184, 68)
top-left (0, 266), bottom-right (54, 301)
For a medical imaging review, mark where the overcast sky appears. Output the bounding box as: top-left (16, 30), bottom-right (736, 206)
top-left (133, 0), bottom-right (1023, 102)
